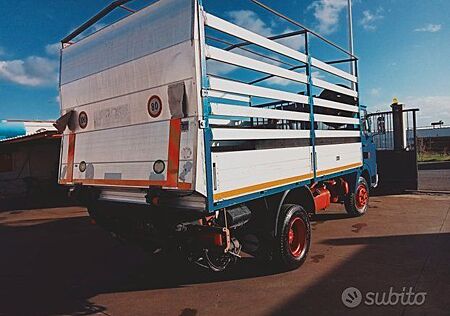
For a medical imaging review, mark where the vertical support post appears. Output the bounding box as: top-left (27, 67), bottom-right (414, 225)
top-left (305, 33), bottom-right (316, 180)
top-left (197, 1), bottom-right (215, 211)
top-left (347, 0), bottom-right (355, 90)
top-left (347, 0), bottom-right (362, 156)
top-left (412, 110), bottom-right (418, 189)
top-left (392, 101), bottom-right (405, 151)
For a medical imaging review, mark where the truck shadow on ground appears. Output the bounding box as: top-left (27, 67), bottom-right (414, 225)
top-left (0, 216), bottom-right (278, 316)
top-left (1, 213), bottom-right (449, 316)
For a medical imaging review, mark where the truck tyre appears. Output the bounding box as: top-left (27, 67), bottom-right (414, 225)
top-left (274, 204), bottom-right (311, 270)
top-left (344, 176), bottom-right (369, 216)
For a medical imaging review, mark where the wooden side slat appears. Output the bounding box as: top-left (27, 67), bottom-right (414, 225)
top-left (313, 97), bottom-right (358, 113)
top-left (311, 57), bottom-right (357, 82)
top-left (209, 77), bottom-right (309, 104)
top-left (210, 103), bottom-right (310, 121)
top-left (206, 46), bottom-right (308, 84)
top-left (212, 128), bottom-right (310, 140)
top-left (204, 13), bottom-right (308, 64)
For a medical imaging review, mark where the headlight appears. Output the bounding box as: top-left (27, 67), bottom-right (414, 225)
top-left (153, 160), bottom-right (165, 174)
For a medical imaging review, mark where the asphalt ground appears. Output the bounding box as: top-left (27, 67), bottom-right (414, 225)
top-left (0, 194), bottom-right (449, 316)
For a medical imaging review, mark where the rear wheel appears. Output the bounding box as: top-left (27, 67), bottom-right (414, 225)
top-left (344, 176), bottom-right (369, 216)
top-left (274, 204), bottom-right (311, 270)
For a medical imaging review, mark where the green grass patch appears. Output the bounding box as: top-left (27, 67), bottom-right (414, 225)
top-left (418, 152), bottom-right (450, 162)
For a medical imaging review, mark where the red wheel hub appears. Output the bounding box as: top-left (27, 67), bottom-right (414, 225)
top-left (355, 184), bottom-right (369, 208)
top-left (287, 217), bottom-right (307, 258)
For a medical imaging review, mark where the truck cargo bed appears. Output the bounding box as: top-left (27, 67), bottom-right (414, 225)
top-left (58, 0), bottom-right (363, 212)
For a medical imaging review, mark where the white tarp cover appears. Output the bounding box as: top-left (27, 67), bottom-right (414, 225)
top-left (61, 0), bottom-right (194, 85)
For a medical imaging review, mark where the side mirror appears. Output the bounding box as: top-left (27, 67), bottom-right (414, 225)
top-left (377, 116), bottom-right (386, 134)
top-left (360, 109), bottom-right (371, 135)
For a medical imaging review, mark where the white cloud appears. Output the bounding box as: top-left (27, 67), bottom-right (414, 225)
top-left (0, 22), bottom-right (107, 88)
top-left (62, 22), bottom-right (108, 43)
top-left (414, 24), bottom-right (442, 33)
top-left (207, 60), bottom-right (237, 75)
top-left (45, 42), bottom-right (61, 56)
top-left (370, 96), bottom-right (450, 127)
top-left (228, 10), bottom-right (273, 37)
top-left (403, 96), bottom-right (450, 127)
top-left (276, 28), bottom-right (305, 51)
top-left (360, 8), bottom-right (384, 31)
top-left (207, 47), bottom-right (284, 76)
top-left (77, 23), bottom-right (107, 39)
top-left (308, 0), bottom-right (347, 34)
top-left (312, 71), bottom-right (325, 79)
top-left (209, 10), bottom-right (305, 76)
top-left (370, 88), bottom-right (381, 96)
top-left (0, 56), bottom-right (58, 86)
top-left (227, 10), bottom-right (305, 51)
top-left (266, 76), bottom-right (295, 86)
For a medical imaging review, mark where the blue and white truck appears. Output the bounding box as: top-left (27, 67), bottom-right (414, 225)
top-left (56, 0), bottom-right (377, 271)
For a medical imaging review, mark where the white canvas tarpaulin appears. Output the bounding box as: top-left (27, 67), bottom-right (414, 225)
top-left (61, 0), bottom-right (194, 85)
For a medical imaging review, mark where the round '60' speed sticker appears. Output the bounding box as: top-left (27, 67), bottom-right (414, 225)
top-left (147, 95), bottom-right (162, 118)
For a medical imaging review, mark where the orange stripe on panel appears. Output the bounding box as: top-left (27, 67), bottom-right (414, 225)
top-left (213, 173), bottom-right (314, 201)
top-left (66, 133), bottom-right (76, 183)
top-left (213, 162), bottom-right (363, 201)
top-left (166, 118), bottom-right (182, 187)
top-left (316, 162), bottom-right (362, 177)
top-left (72, 179), bottom-right (167, 187)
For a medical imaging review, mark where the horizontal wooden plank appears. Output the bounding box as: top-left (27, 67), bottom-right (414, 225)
top-left (212, 128), bottom-right (310, 140)
top-left (204, 13), bottom-right (308, 64)
top-left (207, 89), bottom-right (250, 103)
top-left (209, 118), bottom-right (235, 125)
top-left (315, 130), bottom-right (361, 138)
top-left (209, 77), bottom-right (310, 104)
top-left (210, 103), bottom-right (310, 121)
top-left (314, 114), bottom-right (360, 125)
top-left (313, 97), bottom-right (358, 113)
top-left (312, 78), bottom-right (358, 98)
top-left (206, 46), bottom-right (308, 85)
top-left (311, 57), bottom-right (357, 82)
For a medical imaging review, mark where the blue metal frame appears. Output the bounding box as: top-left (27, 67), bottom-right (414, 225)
top-left (315, 167), bottom-right (361, 183)
top-left (197, 0), bottom-right (216, 212)
top-left (305, 33), bottom-right (317, 181)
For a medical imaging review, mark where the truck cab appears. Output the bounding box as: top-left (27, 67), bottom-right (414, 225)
top-left (361, 105), bottom-right (378, 188)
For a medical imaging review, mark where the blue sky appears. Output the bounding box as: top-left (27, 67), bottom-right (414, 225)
top-left (0, 0), bottom-right (449, 126)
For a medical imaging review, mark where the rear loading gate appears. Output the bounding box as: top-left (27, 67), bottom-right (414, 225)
top-left (58, 0), bottom-right (199, 191)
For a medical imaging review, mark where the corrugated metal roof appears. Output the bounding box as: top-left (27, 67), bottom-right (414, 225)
top-left (0, 130), bottom-right (61, 145)
top-left (0, 120), bottom-right (57, 141)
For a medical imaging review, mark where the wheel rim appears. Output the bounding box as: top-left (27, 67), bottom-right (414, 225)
top-left (355, 184), bottom-right (369, 209)
top-left (287, 217), bottom-right (307, 258)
